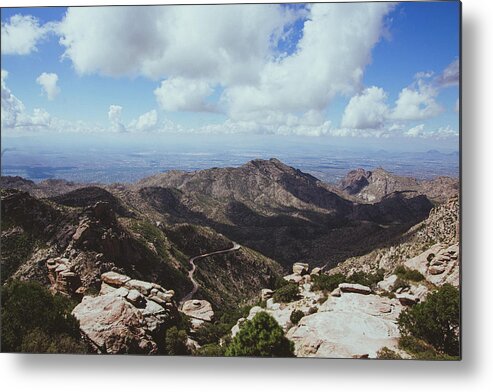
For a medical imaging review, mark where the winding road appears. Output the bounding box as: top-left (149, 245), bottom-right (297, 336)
top-left (179, 242), bottom-right (241, 307)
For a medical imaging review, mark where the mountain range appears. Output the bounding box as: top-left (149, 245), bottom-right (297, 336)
top-left (1, 158), bottom-right (458, 311)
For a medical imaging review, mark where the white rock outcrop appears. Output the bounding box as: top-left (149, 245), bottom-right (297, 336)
top-left (72, 272), bottom-right (175, 354)
top-left (287, 292), bottom-right (403, 358)
top-left (405, 242), bottom-right (459, 287)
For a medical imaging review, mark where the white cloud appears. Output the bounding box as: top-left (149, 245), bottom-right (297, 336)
top-left (405, 124), bottom-right (426, 137)
top-left (390, 79), bottom-right (443, 121)
top-left (1, 69), bottom-right (26, 128)
top-left (405, 124), bottom-right (458, 139)
top-left (1, 14), bottom-right (53, 55)
top-left (223, 3), bottom-right (394, 121)
top-left (341, 86), bottom-right (389, 129)
top-left (154, 78), bottom-right (214, 112)
top-left (57, 5), bottom-right (297, 83)
top-left (436, 58), bottom-right (459, 87)
top-left (36, 72), bottom-right (60, 100)
top-left (129, 109), bottom-right (158, 131)
top-left (56, 3), bottom-right (393, 132)
top-left (108, 105), bottom-right (125, 132)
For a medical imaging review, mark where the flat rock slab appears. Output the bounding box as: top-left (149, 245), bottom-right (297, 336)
top-left (101, 271), bottom-right (131, 287)
top-left (181, 299), bottom-right (214, 322)
top-left (339, 283), bottom-right (372, 295)
top-left (287, 292), bottom-right (404, 358)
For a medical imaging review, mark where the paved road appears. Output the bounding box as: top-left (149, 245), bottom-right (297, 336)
top-left (179, 242), bottom-right (241, 307)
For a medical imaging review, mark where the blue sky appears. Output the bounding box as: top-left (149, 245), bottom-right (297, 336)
top-left (1, 2), bottom-right (460, 151)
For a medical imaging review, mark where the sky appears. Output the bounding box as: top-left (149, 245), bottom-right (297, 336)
top-left (1, 2), bottom-right (460, 151)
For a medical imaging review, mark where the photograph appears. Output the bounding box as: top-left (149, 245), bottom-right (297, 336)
top-left (1, 1), bottom-right (460, 359)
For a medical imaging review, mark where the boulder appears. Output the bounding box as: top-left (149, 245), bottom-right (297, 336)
top-left (330, 287), bottom-right (342, 297)
top-left (266, 298), bottom-right (280, 311)
top-left (126, 289), bottom-right (145, 307)
top-left (124, 279), bottom-right (154, 295)
top-left (283, 274), bottom-right (303, 284)
top-left (293, 263), bottom-right (310, 276)
top-left (261, 289), bottom-right (274, 301)
top-left (338, 283), bottom-right (371, 295)
top-left (101, 271), bottom-right (131, 287)
top-left (72, 295), bottom-right (157, 354)
top-left (310, 267), bottom-right (322, 276)
top-left (99, 281), bottom-right (117, 295)
top-left (396, 293), bottom-right (419, 306)
top-left (181, 299), bottom-right (214, 322)
top-left (404, 242), bottom-right (459, 287)
top-left (377, 274), bottom-right (398, 292)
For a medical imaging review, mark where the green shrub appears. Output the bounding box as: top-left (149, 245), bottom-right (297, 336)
top-left (20, 328), bottom-right (87, 354)
top-left (196, 343), bottom-right (226, 357)
top-left (394, 265), bottom-right (425, 282)
top-left (398, 336), bottom-right (458, 360)
top-left (164, 326), bottom-right (190, 355)
top-left (376, 347), bottom-right (402, 359)
top-left (398, 284), bottom-right (460, 356)
top-left (225, 312), bottom-right (294, 357)
top-left (312, 273), bottom-right (345, 292)
top-left (274, 276), bottom-right (290, 289)
top-left (273, 283), bottom-right (299, 303)
top-left (347, 269), bottom-right (384, 287)
top-left (194, 322), bottom-right (231, 346)
top-left (1, 280), bottom-right (87, 353)
top-left (290, 310), bottom-right (305, 325)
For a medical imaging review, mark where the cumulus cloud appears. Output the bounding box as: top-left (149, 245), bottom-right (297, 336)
top-left (57, 5), bottom-right (297, 83)
top-left (1, 69), bottom-right (26, 128)
top-left (436, 58), bottom-right (459, 87)
top-left (129, 109), bottom-right (158, 131)
top-left (1, 14), bottom-right (54, 55)
top-left (2, 71), bottom-right (53, 130)
top-left (56, 3), bottom-right (393, 130)
top-left (154, 78), bottom-right (214, 112)
top-left (36, 72), bottom-right (60, 100)
top-left (341, 86), bottom-right (389, 129)
top-left (390, 79), bottom-right (443, 121)
top-left (223, 3), bottom-right (394, 121)
top-left (108, 105), bottom-right (125, 132)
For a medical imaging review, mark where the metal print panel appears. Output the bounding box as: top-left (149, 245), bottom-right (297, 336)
top-left (0, 1), bottom-right (461, 359)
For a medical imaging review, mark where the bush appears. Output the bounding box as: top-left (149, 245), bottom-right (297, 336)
top-left (164, 326), bottom-right (190, 355)
top-left (347, 269), bottom-right (384, 287)
top-left (225, 312), bottom-right (294, 357)
top-left (290, 310), bottom-right (305, 325)
top-left (196, 343), bottom-right (226, 357)
top-left (273, 283), bottom-right (299, 303)
top-left (398, 284), bottom-right (460, 356)
top-left (394, 265), bottom-right (425, 282)
top-left (376, 347), bottom-right (402, 359)
top-left (274, 276), bottom-right (290, 289)
top-left (194, 322), bottom-right (231, 346)
top-left (311, 273), bottom-right (345, 292)
top-left (398, 336), bottom-right (458, 360)
top-left (1, 280), bottom-right (87, 353)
